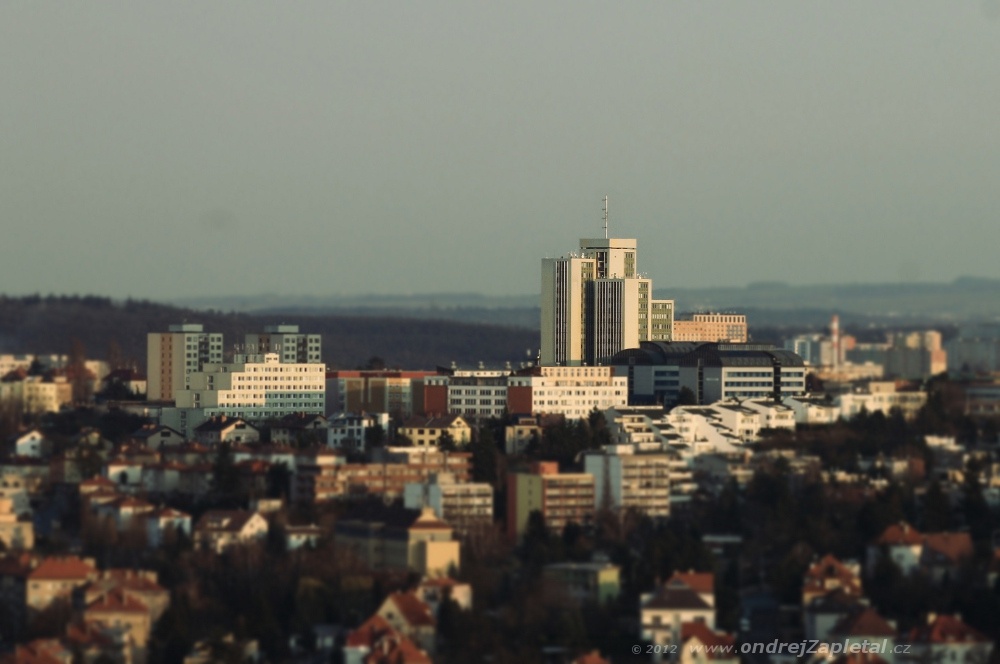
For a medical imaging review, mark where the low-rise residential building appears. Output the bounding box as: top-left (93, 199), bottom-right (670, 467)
top-left (783, 395), bottom-right (842, 425)
top-left (130, 424), bottom-right (186, 450)
top-left (504, 414), bottom-right (547, 455)
top-left (415, 577), bottom-right (473, 614)
top-left (828, 607), bottom-right (897, 662)
top-left (866, 522), bottom-right (973, 579)
top-left (270, 413), bottom-right (328, 445)
top-left (285, 524), bottom-right (324, 550)
top-left (335, 506), bottom-right (460, 577)
top-left (906, 614), bottom-right (993, 664)
top-left (640, 573), bottom-right (716, 648)
top-left (679, 621), bottom-right (738, 664)
top-left (193, 510), bottom-right (269, 553)
top-left (26, 556), bottom-right (99, 613)
top-left (398, 415), bottom-right (472, 447)
top-left (0, 498), bottom-right (33, 550)
top-left (144, 508), bottom-right (192, 548)
top-left (802, 555), bottom-right (863, 605)
top-left (327, 412), bottom-right (391, 452)
top-left (9, 429), bottom-right (50, 458)
top-left (836, 382), bottom-right (928, 420)
top-left (192, 416), bottom-right (260, 446)
top-left (342, 614), bottom-right (431, 664)
top-left (375, 591), bottom-right (437, 654)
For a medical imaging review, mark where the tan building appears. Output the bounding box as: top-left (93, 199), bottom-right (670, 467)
top-left (0, 373), bottom-right (73, 414)
top-left (147, 324), bottom-right (224, 402)
top-left (398, 415), bottom-right (472, 447)
top-left (335, 506), bottom-right (460, 577)
top-left (294, 449), bottom-right (472, 504)
top-left (26, 556), bottom-right (98, 612)
top-left (84, 589), bottom-right (153, 652)
top-left (329, 369), bottom-right (434, 418)
top-left (0, 497), bottom-right (34, 550)
top-left (672, 314), bottom-right (748, 343)
top-left (506, 461), bottom-right (595, 541)
top-left (886, 331), bottom-right (948, 380)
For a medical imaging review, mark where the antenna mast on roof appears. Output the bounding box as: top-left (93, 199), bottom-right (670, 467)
top-left (603, 195), bottom-right (609, 239)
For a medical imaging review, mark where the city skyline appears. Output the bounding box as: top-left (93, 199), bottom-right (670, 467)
top-left (3, 2), bottom-right (1000, 300)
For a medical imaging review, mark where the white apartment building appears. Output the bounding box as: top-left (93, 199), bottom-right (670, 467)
top-left (584, 445), bottom-right (671, 518)
top-left (541, 234), bottom-right (674, 366)
top-left (147, 324), bottom-right (223, 402)
top-left (440, 371), bottom-right (509, 420)
top-left (403, 472), bottom-right (493, 535)
top-left (0, 376), bottom-right (72, 414)
top-left (508, 366), bottom-right (628, 420)
top-left (167, 353), bottom-right (325, 434)
top-left (244, 324), bottom-right (321, 364)
top-left (834, 381), bottom-right (928, 420)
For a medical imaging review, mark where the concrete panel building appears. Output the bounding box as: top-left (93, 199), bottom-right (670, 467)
top-left (147, 324), bottom-right (224, 402)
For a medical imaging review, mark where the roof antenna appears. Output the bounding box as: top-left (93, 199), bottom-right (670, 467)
top-left (603, 195), bottom-right (609, 239)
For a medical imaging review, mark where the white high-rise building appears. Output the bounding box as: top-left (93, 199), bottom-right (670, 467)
top-left (244, 325), bottom-right (322, 364)
top-left (541, 232), bottom-right (673, 366)
top-left (147, 324), bottom-right (224, 402)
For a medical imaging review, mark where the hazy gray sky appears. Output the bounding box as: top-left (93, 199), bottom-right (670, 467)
top-left (2, 2), bottom-right (999, 299)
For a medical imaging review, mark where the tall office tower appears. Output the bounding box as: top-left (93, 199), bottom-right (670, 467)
top-left (244, 325), bottom-right (322, 364)
top-left (541, 224), bottom-right (673, 366)
top-left (147, 324), bottom-right (224, 402)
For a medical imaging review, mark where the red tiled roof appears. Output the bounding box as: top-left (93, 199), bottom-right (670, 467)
top-left (643, 585), bottom-right (712, 611)
top-left (28, 557), bottom-right (96, 581)
top-left (385, 592), bottom-right (436, 628)
top-left (875, 522), bottom-right (923, 546)
top-left (346, 615), bottom-right (399, 648)
top-left (831, 608), bottom-right (896, 638)
top-left (803, 554), bottom-right (862, 596)
top-left (908, 614), bottom-right (990, 644)
top-left (922, 533), bottom-right (974, 564)
top-left (85, 588), bottom-right (149, 614)
top-left (362, 635), bottom-right (431, 664)
top-left (682, 622), bottom-right (736, 657)
top-left (668, 570), bottom-right (714, 595)
top-left (64, 621), bottom-right (115, 648)
top-left (11, 639), bottom-right (72, 664)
